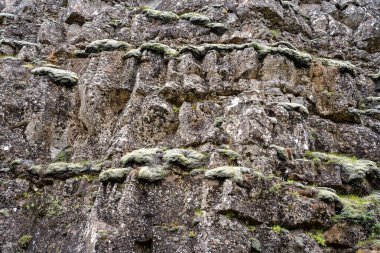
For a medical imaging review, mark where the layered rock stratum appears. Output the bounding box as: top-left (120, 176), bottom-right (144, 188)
top-left (0, 0), bottom-right (380, 252)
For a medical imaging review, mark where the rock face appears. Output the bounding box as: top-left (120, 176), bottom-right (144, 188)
top-left (0, 0), bottom-right (380, 252)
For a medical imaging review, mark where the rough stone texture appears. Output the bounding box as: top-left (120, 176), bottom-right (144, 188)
top-left (1, 0), bottom-right (380, 252)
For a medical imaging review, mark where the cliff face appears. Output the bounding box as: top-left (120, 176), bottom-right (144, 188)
top-left (0, 0), bottom-right (380, 252)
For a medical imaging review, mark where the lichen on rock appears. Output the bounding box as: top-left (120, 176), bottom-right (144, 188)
top-left (142, 8), bottom-right (179, 23)
top-left (31, 67), bottom-right (79, 86)
top-left (180, 12), bottom-right (211, 25)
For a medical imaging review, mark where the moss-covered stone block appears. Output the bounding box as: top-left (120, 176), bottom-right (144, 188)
top-left (306, 152), bottom-right (379, 184)
top-left (85, 39), bottom-right (132, 54)
top-left (142, 8), bottom-right (179, 23)
top-left (120, 148), bottom-right (162, 166)
top-left (217, 148), bottom-right (240, 161)
top-left (180, 12), bottom-right (211, 25)
top-left (205, 166), bottom-right (252, 184)
top-left (275, 102), bottom-right (309, 115)
top-left (123, 49), bottom-right (142, 59)
top-left (31, 67), bottom-right (79, 86)
top-left (163, 149), bottom-right (205, 169)
top-left (42, 162), bottom-right (88, 178)
top-left (140, 42), bottom-right (179, 56)
top-left (205, 22), bottom-right (228, 34)
top-left (99, 168), bottom-right (131, 183)
top-left (137, 166), bottom-right (167, 182)
top-left (18, 234), bottom-right (32, 249)
top-left (319, 58), bottom-right (356, 75)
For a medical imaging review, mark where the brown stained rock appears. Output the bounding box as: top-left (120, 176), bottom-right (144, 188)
top-left (325, 223), bottom-right (366, 248)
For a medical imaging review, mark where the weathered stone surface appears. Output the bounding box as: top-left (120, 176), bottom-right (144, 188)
top-left (1, 0), bottom-right (380, 252)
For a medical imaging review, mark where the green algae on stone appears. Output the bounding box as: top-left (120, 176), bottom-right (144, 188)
top-left (32, 67), bottom-right (79, 86)
top-left (137, 166), bottom-right (167, 182)
top-left (120, 148), bottom-right (162, 166)
top-left (140, 42), bottom-right (179, 56)
top-left (180, 12), bottom-right (211, 25)
top-left (142, 8), bottom-right (179, 23)
top-left (99, 168), bottom-right (131, 183)
top-left (306, 152), bottom-right (379, 183)
top-left (85, 39), bottom-right (132, 54)
top-left (163, 149), bottom-right (205, 169)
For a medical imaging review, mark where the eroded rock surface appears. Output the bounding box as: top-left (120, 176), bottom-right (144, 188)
top-left (1, 0), bottom-right (380, 252)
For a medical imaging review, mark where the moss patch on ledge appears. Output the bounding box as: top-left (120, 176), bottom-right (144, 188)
top-left (318, 58), bottom-right (356, 74)
top-left (163, 149), bottom-right (206, 169)
top-left (31, 67), bottom-right (79, 86)
top-left (140, 42), bottom-right (179, 56)
top-left (334, 194), bottom-right (380, 232)
top-left (305, 152), bottom-right (379, 184)
top-left (120, 148), bottom-right (162, 167)
top-left (99, 168), bottom-right (131, 183)
top-left (142, 8), bottom-right (179, 23)
top-left (205, 166), bottom-right (253, 184)
top-left (137, 166), bottom-right (168, 182)
top-left (180, 12), bottom-right (211, 25)
top-left (34, 162), bottom-right (93, 179)
top-left (85, 39), bottom-right (132, 54)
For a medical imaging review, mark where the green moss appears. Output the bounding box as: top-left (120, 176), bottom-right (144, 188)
top-left (270, 29), bottom-right (281, 39)
top-left (194, 208), bottom-right (204, 217)
top-left (85, 39), bottom-right (132, 54)
top-left (305, 152), bottom-right (379, 183)
top-left (97, 230), bottom-right (109, 240)
top-left (258, 45), bottom-right (312, 67)
top-left (318, 58), bottom-right (356, 75)
top-left (188, 231), bottom-right (197, 238)
top-left (31, 67), bottom-right (79, 86)
top-left (120, 148), bottom-right (161, 166)
top-left (172, 105), bottom-right (180, 113)
top-left (18, 235), bottom-right (32, 249)
top-left (356, 239), bottom-right (380, 249)
top-left (142, 8), bottom-right (179, 22)
top-left (269, 183), bottom-right (282, 193)
top-left (217, 148), bottom-right (240, 161)
top-left (334, 194), bottom-right (380, 228)
top-left (272, 225), bottom-right (285, 234)
top-left (180, 12), bottom-right (211, 25)
top-left (137, 166), bottom-right (167, 182)
top-left (140, 42), bottom-right (179, 57)
top-left (307, 230), bottom-right (326, 246)
top-left (205, 166), bottom-right (252, 184)
top-left (99, 168), bottom-right (131, 183)
top-left (163, 149), bottom-right (205, 169)
top-left (123, 49), bottom-right (142, 59)
top-left (275, 102), bottom-right (309, 115)
top-left (41, 162), bottom-right (88, 178)
top-left (205, 22), bottom-right (228, 34)
top-left (316, 188), bottom-right (341, 205)
top-left (53, 146), bottom-right (73, 162)
top-left (46, 196), bottom-right (62, 217)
